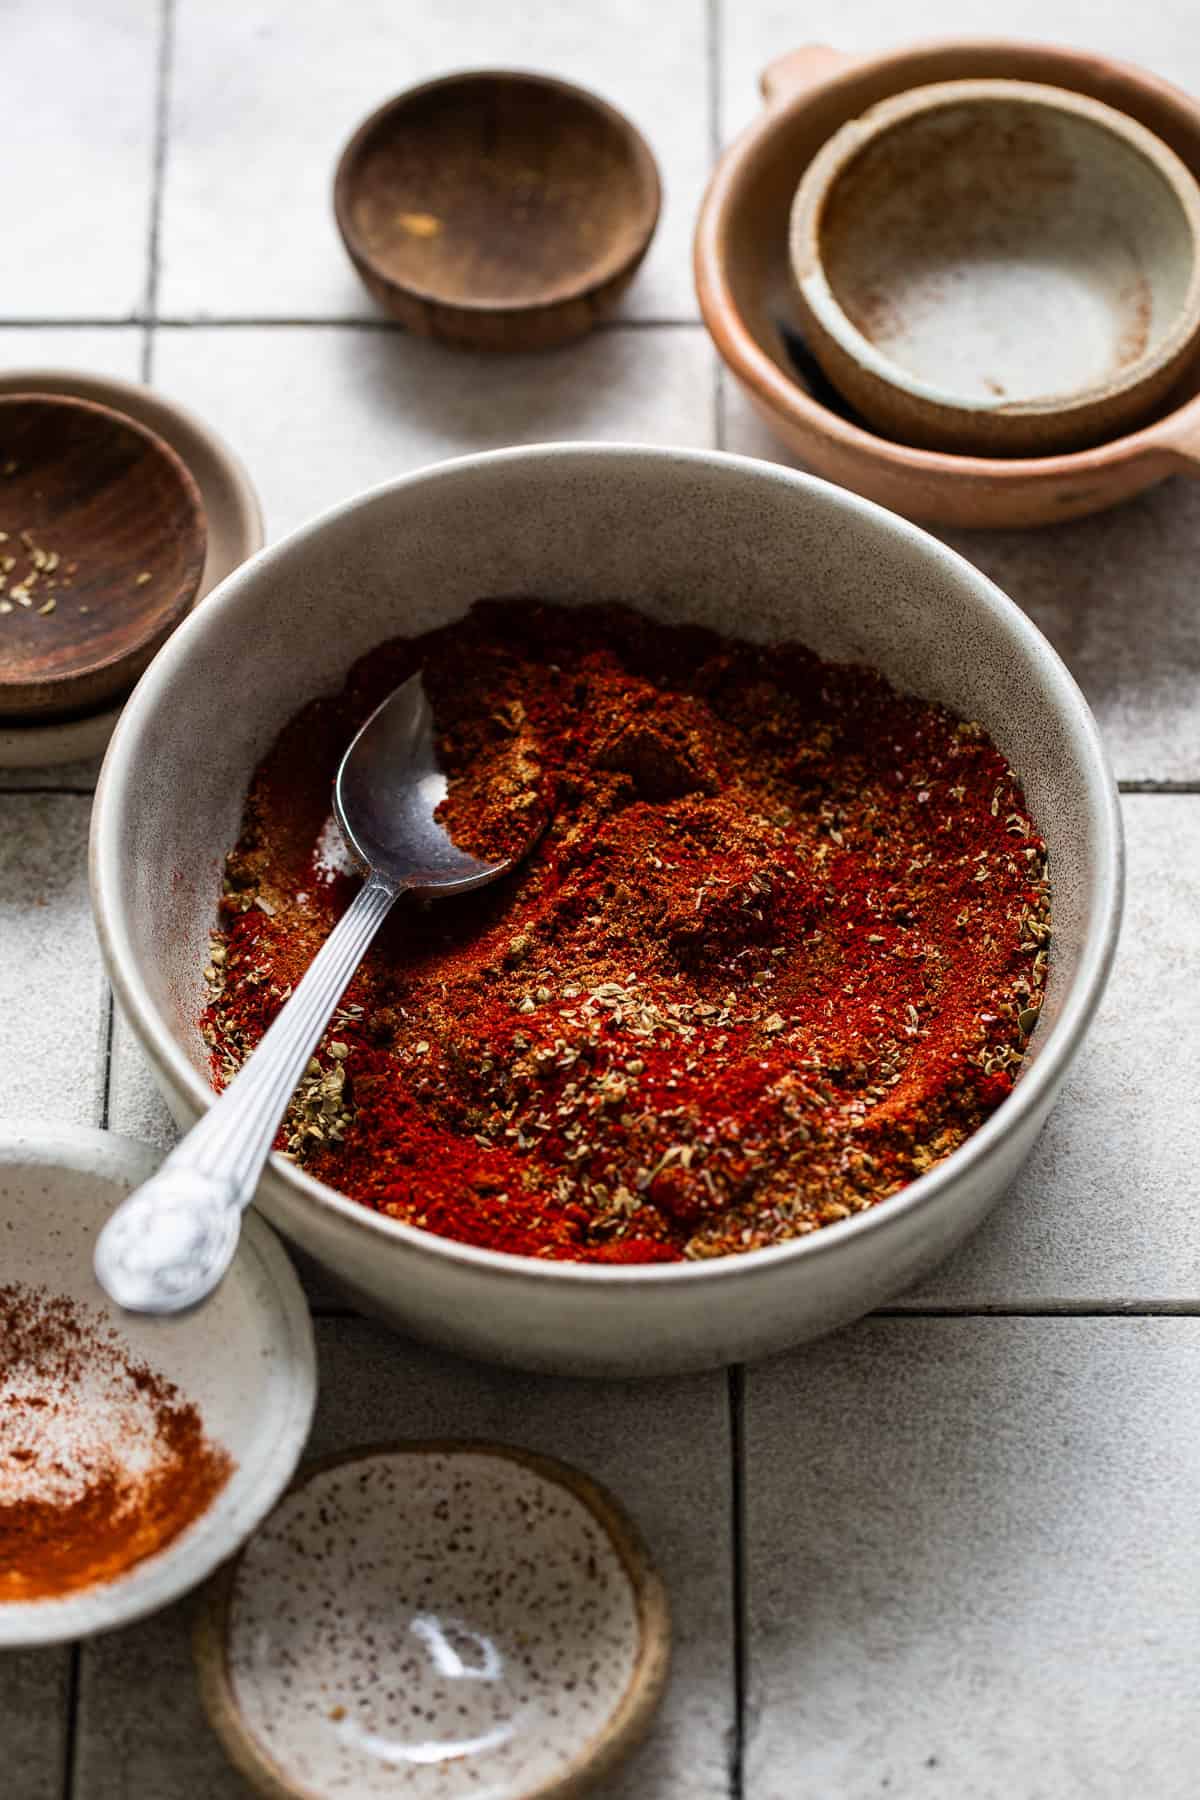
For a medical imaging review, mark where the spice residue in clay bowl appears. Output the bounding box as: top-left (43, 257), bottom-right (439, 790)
top-left (203, 600), bottom-right (1051, 1266)
top-left (0, 1283), bottom-right (232, 1601)
top-left (206, 1447), bottom-right (656, 1799)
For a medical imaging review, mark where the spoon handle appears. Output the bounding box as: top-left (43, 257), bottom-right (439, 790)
top-left (94, 871), bottom-right (401, 1314)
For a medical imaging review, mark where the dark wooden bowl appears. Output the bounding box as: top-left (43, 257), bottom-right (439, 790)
top-left (334, 71), bottom-right (661, 351)
top-left (0, 394), bottom-right (207, 721)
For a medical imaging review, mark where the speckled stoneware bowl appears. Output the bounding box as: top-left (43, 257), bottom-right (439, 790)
top-left (194, 1442), bottom-right (670, 1800)
top-left (90, 444), bottom-right (1123, 1375)
top-left (0, 1125), bottom-right (315, 1647)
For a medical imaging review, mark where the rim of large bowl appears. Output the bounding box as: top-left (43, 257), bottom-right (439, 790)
top-left (90, 443), bottom-right (1125, 1292)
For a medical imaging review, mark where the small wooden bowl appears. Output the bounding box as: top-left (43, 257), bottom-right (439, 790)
top-left (334, 72), bottom-right (661, 352)
top-left (195, 1440), bottom-right (671, 1799)
top-left (0, 394), bottom-right (207, 720)
top-left (694, 38), bottom-right (1200, 528)
top-left (788, 78), bottom-right (1200, 455)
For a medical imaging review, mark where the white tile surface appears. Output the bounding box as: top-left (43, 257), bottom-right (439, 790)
top-left (905, 797), bottom-right (1200, 1305)
top-left (0, 326), bottom-right (144, 381)
top-left (745, 1317), bottom-right (1200, 1800)
top-left (107, 1003), bottom-right (178, 1151)
top-left (720, 1), bottom-right (1200, 138)
top-left (2, 1650), bottom-right (69, 1800)
top-left (161, 0), bottom-right (708, 323)
top-left (0, 1), bottom-right (157, 318)
top-left (0, 796), bottom-right (106, 1131)
top-left (153, 323), bottom-right (715, 538)
top-left (76, 1612), bottom-right (249, 1800)
top-left (721, 380), bottom-right (1200, 783)
top-left (76, 1319), bottom-right (733, 1800)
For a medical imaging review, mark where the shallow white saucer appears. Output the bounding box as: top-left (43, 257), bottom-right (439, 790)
top-left (0, 1125), bottom-right (314, 1647)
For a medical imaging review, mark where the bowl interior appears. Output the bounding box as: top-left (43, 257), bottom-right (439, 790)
top-left (0, 1127), bottom-right (314, 1646)
top-left (96, 447), bottom-right (1116, 1276)
top-left (722, 43), bottom-right (1200, 455)
top-left (198, 1443), bottom-right (666, 1799)
top-left (813, 89), bottom-right (1197, 408)
top-left (0, 395), bottom-right (207, 720)
top-left (338, 75), bottom-right (659, 309)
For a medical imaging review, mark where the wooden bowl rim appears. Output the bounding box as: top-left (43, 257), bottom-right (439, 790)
top-left (333, 69), bottom-right (662, 316)
top-left (695, 34), bottom-right (1200, 480)
top-left (787, 75), bottom-right (1200, 428)
top-left (0, 389), bottom-right (208, 705)
top-left (194, 1437), bottom-right (672, 1800)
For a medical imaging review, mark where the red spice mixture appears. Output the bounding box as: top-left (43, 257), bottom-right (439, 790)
top-left (203, 601), bottom-right (1050, 1263)
top-left (0, 1284), bottom-right (233, 1600)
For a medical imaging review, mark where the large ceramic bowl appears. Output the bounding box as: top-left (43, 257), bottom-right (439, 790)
top-left (91, 446), bottom-right (1123, 1376)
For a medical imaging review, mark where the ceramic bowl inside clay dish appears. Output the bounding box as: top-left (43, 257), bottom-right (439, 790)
top-left (696, 38), bottom-right (1200, 528)
top-left (787, 78), bottom-right (1200, 456)
top-left (91, 445), bottom-right (1123, 1377)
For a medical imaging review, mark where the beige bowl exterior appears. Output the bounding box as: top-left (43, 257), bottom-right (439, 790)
top-left (695, 39), bottom-right (1200, 528)
top-left (90, 446), bottom-right (1122, 1377)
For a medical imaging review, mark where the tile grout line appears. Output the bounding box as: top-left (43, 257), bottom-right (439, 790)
top-left (0, 314), bottom-right (704, 332)
top-left (142, 0), bottom-right (177, 337)
top-left (1118, 781), bottom-right (1200, 794)
top-left (707, 0), bottom-right (725, 456)
top-left (0, 786), bottom-right (96, 797)
top-left (59, 1648), bottom-right (81, 1800)
top-left (875, 1302), bottom-right (1200, 1318)
top-left (727, 1363), bottom-right (748, 1800)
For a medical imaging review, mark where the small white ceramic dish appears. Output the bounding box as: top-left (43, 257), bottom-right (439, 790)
top-left (91, 444), bottom-right (1123, 1376)
top-left (0, 1125), bottom-right (315, 1647)
top-left (195, 1441), bottom-right (670, 1800)
top-left (0, 369), bottom-right (263, 770)
top-left (788, 79), bottom-right (1200, 455)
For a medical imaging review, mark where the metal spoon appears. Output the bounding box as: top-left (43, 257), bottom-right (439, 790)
top-left (95, 673), bottom-right (519, 1316)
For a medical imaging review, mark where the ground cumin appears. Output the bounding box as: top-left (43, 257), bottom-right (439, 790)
top-left (203, 600), bottom-right (1050, 1264)
top-left (0, 1284), bottom-right (233, 1601)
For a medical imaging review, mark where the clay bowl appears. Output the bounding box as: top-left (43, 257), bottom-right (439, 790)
top-left (195, 1441), bottom-right (670, 1799)
top-left (787, 78), bottom-right (1200, 456)
top-left (695, 39), bottom-right (1200, 528)
top-left (0, 393), bottom-right (207, 720)
top-left (334, 72), bottom-right (661, 352)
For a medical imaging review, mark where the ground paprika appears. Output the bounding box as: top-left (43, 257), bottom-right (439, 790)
top-left (203, 600), bottom-right (1050, 1263)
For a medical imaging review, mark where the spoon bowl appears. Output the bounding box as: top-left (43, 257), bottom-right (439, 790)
top-left (335, 676), bottom-right (515, 892)
top-left (94, 673), bottom-right (522, 1317)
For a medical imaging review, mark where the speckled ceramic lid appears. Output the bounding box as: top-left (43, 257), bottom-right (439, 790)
top-left (195, 1440), bottom-right (671, 1800)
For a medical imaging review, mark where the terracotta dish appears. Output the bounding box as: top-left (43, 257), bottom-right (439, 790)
top-left (788, 78), bottom-right (1200, 455)
top-left (334, 72), bottom-right (661, 352)
top-left (0, 394), bottom-right (206, 720)
top-left (695, 39), bottom-right (1200, 527)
